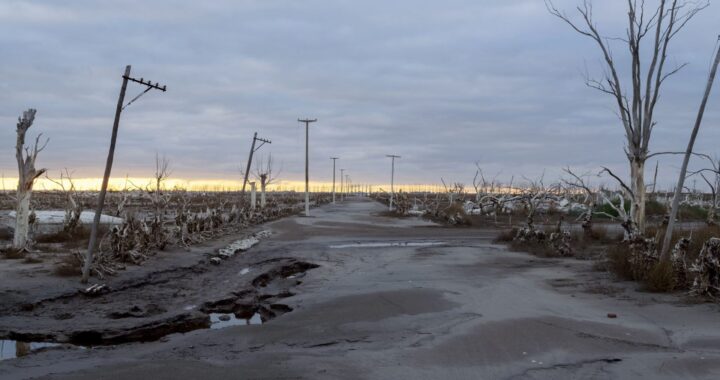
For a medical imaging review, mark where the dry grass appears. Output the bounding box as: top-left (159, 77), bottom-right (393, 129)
top-left (605, 224), bottom-right (720, 293)
top-left (645, 261), bottom-right (676, 292)
top-left (509, 238), bottom-right (558, 257)
top-left (36, 226), bottom-right (109, 250)
top-left (494, 228), bottom-right (517, 243)
top-left (53, 253), bottom-right (82, 277)
top-left (497, 225), bottom-right (623, 259)
top-left (607, 242), bottom-right (635, 281)
top-left (647, 224), bottom-right (720, 264)
top-left (2, 248), bottom-right (27, 259)
top-left (0, 227), bottom-right (12, 241)
top-left (378, 210), bottom-right (413, 218)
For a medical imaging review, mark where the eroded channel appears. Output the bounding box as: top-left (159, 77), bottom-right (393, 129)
top-left (0, 258), bottom-right (319, 360)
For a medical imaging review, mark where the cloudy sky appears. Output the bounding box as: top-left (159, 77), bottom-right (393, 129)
top-left (0, 0), bottom-right (718, 190)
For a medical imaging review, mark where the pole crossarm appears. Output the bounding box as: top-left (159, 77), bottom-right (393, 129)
top-left (123, 75), bottom-right (167, 92)
top-left (253, 137), bottom-right (272, 152)
top-left (121, 75), bottom-right (167, 110)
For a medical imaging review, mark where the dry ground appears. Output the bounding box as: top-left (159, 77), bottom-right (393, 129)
top-left (1, 198), bottom-right (719, 379)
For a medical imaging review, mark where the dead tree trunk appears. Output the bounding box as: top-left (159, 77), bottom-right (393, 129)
top-left (260, 176), bottom-right (267, 208)
top-left (13, 109), bottom-right (47, 251)
top-left (660, 40), bottom-right (720, 262)
top-left (46, 170), bottom-right (83, 235)
top-left (548, 0), bottom-right (709, 233)
top-left (254, 154), bottom-right (277, 210)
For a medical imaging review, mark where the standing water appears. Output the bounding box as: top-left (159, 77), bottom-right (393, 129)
top-left (0, 340), bottom-right (60, 360)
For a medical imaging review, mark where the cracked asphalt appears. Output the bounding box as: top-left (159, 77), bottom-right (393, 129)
top-left (1, 198), bottom-right (719, 379)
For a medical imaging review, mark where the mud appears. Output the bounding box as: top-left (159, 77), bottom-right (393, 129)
top-left (0, 255), bottom-right (318, 347)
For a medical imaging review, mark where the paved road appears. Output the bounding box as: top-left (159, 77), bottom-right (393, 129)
top-left (2, 199), bottom-right (719, 379)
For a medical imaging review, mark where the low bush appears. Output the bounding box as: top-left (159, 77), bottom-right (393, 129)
top-left (509, 238), bottom-right (558, 257)
top-left (53, 253), bottom-right (82, 277)
top-left (494, 228), bottom-right (517, 243)
top-left (678, 204), bottom-right (708, 221)
top-left (645, 199), bottom-right (666, 217)
top-left (645, 260), bottom-right (677, 292)
top-left (607, 242), bottom-right (634, 281)
top-left (2, 248), bottom-right (27, 259)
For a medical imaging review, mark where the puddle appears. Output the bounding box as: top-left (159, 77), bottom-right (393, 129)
top-left (239, 267), bottom-right (251, 275)
top-left (329, 241), bottom-right (446, 249)
top-left (1, 340), bottom-right (61, 360)
top-left (209, 313), bottom-right (263, 329)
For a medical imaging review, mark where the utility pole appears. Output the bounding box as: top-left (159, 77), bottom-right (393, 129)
top-left (660, 36), bottom-right (720, 262)
top-left (340, 169), bottom-right (345, 202)
top-left (298, 118), bottom-right (317, 216)
top-left (241, 132), bottom-right (271, 195)
top-left (386, 155), bottom-right (401, 211)
top-left (345, 174), bottom-right (351, 199)
top-left (83, 65), bottom-right (166, 283)
top-left (330, 157), bottom-right (339, 204)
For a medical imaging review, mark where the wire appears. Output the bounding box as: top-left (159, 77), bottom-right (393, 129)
top-left (122, 87), bottom-right (152, 110)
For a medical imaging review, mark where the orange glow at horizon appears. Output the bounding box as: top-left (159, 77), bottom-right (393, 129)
top-left (0, 177), bottom-right (447, 193)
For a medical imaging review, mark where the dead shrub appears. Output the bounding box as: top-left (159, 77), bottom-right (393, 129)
top-left (443, 203), bottom-right (472, 226)
top-left (2, 247), bottom-right (27, 259)
top-left (494, 228), bottom-right (517, 243)
top-left (645, 261), bottom-right (676, 292)
top-left (607, 243), bottom-right (634, 281)
top-left (53, 253), bottom-right (82, 277)
top-left (23, 254), bottom-right (43, 264)
top-left (0, 227), bottom-right (12, 241)
top-left (37, 226), bottom-right (112, 252)
top-left (508, 227), bottom-right (561, 257)
top-left (689, 238), bottom-right (720, 298)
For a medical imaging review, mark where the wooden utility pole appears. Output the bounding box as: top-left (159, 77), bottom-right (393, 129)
top-left (340, 169), bottom-right (345, 202)
top-left (298, 118), bottom-right (317, 216)
top-left (82, 65), bottom-right (166, 283)
top-left (660, 37), bottom-right (720, 261)
top-left (331, 157), bottom-right (339, 204)
top-left (241, 132), bottom-right (271, 195)
top-left (386, 155), bottom-right (401, 211)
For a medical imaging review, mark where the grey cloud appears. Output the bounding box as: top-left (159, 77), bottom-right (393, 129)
top-left (0, 0), bottom-right (718, 190)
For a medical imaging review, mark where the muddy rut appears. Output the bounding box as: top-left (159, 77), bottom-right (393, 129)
top-left (0, 256), bottom-right (319, 346)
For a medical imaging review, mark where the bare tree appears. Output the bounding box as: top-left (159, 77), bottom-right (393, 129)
top-left (253, 154), bottom-right (279, 209)
top-left (687, 154), bottom-right (720, 226)
top-left (547, 0), bottom-right (708, 233)
top-left (45, 169), bottom-right (83, 235)
top-left (561, 167), bottom-right (596, 234)
top-left (148, 154), bottom-right (172, 249)
top-left (13, 109), bottom-right (48, 251)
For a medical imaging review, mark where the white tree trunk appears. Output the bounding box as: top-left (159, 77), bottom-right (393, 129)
top-left (13, 109), bottom-right (45, 251)
top-left (260, 182), bottom-right (267, 208)
top-left (250, 182), bottom-right (257, 211)
top-left (630, 158), bottom-right (646, 233)
top-left (13, 190), bottom-right (31, 249)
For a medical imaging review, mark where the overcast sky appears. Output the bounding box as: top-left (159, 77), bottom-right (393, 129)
top-left (1, 0), bottom-right (718, 190)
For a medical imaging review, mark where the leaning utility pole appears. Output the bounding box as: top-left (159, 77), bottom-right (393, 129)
top-left (298, 118), bottom-right (317, 216)
top-left (241, 132), bottom-right (271, 195)
top-left (330, 157), bottom-right (339, 204)
top-left (83, 65), bottom-right (166, 283)
top-left (386, 155), bottom-right (401, 211)
top-left (660, 37), bottom-right (720, 262)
